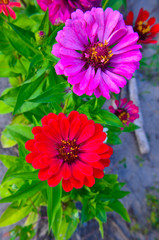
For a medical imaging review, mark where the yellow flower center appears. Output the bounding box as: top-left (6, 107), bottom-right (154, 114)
top-left (137, 21), bottom-right (151, 35)
top-left (83, 40), bottom-right (113, 71)
top-left (58, 139), bottom-right (79, 163)
top-left (0, 0), bottom-right (9, 4)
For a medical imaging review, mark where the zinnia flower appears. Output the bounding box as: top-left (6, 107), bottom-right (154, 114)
top-left (25, 111), bottom-right (113, 192)
top-left (37, 0), bottom-right (101, 24)
top-left (0, 0), bottom-right (21, 19)
top-left (52, 8), bottom-right (142, 99)
top-left (125, 8), bottom-right (159, 44)
top-left (109, 98), bottom-right (139, 126)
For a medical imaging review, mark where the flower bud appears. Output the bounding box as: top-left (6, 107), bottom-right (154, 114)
top-left (35, 31), bottom-right (46, 45)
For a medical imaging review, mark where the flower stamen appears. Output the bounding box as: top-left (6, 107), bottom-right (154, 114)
top-left (0, 0), bottom-right (9, 4)
top-left (83, 40), bottom-right (113, 71)
top-left (58, 139), bottom-right (79, 163)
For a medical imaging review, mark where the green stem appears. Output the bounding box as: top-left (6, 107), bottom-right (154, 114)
top-left (102, 0), bottom-right (109, 10)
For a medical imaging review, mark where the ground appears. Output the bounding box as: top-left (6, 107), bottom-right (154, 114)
top-left (0, 0), bottom-right (159, 239)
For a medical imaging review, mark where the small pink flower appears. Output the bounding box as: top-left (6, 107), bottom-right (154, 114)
top-left (109, 98), bottom-right (139, 126)
top-left (0, 0), bottom-right (21, 19)
top-left (37, 0), bottom-right (101, 24)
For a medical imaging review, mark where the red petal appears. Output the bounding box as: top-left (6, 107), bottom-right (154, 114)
top-left (96, 144), bottom-right (110, 154)
top-left (60, 117), bottom-right (70, 140)
top-left (84, 176), bottom-right (95, 187)
top-left (58, 112), bottom-right (66, 124)
top-left (68, 111), bottom-right (79, 123)
top-left (78, 114), bottom-right (88, 129)
top-left (87, 132), bottom-right (106, 143)
top-left (48, 160), bottom-right (63, 175)
top-left (140, 10), bottom-right (149, 22)
top-left (72, 163), bottom-right (85, 180)
top-left (69, 117), bottom-right (80, 140)
top-left (148, 17), bottom-right (156, 26)
top-left (70, 177), bottom-right (83, 189)
top-left (80, 140), bottom-right (102, 151)
top-left (35, 142), bottom-right (53, 153)
top-left (151, 24), bottom-right (159, 33)
top-left (26, 152), bottom-right (39, 163)
top-left (32, 126), bottom-right (42, 135)
top-left (43, 125), bottom-right (61, 142)
top-left (7, 6), bottom-right (16, 19)
top-left (79, 152), bottom-right (100, 162)
top-left (76, 160), bottom-right (93, 176)
top-left (9, 2), bottom-right (21, 7)
top-left (25, 139), bottom-right (35, 151)
top-left (2, 6), bottom-right (9, 16)
top-left (77, 121), bottom-right (95, 144)
top-left (135, 8), bottom-right (144, 24)
top-left (93, 169), bottom-right (104, 179)
top-left (62, 179), bottom-right (73, 192)
top-left (38, 168), bottom-right (50, 181)
top-left (32, 158), bottom-right (48, 169)
top-left (100, 158), bottom-right (110, 167)
top-left (41, 115), bottom-right (49, 126)
top-left (99, 147), bottom-right (113, 159)
top-left (48, 172), bottom-right (62, 187)
top-left (94, 123), bottom-right (103, 133)
top-left (125, 11), bottom-right (134, 25)
top-left (61, 163), bottom-right (72, 179)
top-left (89, 161), bottom-right (104, 170)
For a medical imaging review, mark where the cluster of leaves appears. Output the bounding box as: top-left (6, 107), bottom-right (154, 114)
top-left (0, 0), bottom-right (137, 239)
top-left (146, 187), bottom-right (159, 230)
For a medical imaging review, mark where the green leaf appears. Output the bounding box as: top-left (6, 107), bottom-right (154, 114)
top-left (106, 0), bottom-right (124, 10)
top-left (58, 210), bottom-right (79, 240)
top-left (108, 200), bottom-right (130, 222)
top-left (13, 74), bottom-right (45, 114)
top-left (0, 100), bottom-right (13, 114)
top-left (0, 181), bottom-right (45, 203)
top-left (96, 208), bottom-right (107, 223)
top-left (0, 203), bottom-right (32, 227)
top-left (6, 124), bottom-right (33, 143)
top-left (0, 87), bottom-right (20, 108)
top-left (5, 28), bottom-right (37, 59)
top-left (47, 183), bottom-right (62, 231)
top-left (96, 218), bottom-right (104, 239)
top-left (39, 9), bottom-right (49, 35)
top-left (6, 171), bottom-right (39, 181)
top-left (8, 23), bottom-right (35, 46)
top-left (123, 123), bottom-right (140, 132)
top-left (0, 155), bottom-right (19, 169)
top-left (29, 82), bottom-right (68, 103)
top-left (93, 109), bottom-right (123, 127)
top-left (46, 24), bottom-right (65, 45)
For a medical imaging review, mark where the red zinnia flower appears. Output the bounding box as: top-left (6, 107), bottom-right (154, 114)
top-left (109, 98), bottom-right (139, 126)
top-left (125, 8), bottom-right (159, 44)
top-left (0, 0), bottom-right (21, 19)
top-left (25, 111), bottom-right (113, 192)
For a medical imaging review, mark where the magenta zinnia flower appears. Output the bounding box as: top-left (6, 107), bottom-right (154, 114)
top-left (37, 0), bottom-right (101, 24)
top-left (52, 8), bottom-right (142, 99)
top-left (25, 111), bottom-right (113, 192)
top-left (109, 98), bottom-right (139, 126)
top-left (0, 0), bottom-right (21, 19)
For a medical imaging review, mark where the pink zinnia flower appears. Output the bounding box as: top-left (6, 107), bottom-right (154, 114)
top-left (37, 0), bottom-right (101, 24)
top-left (52, 8), bottom-right (142, 99)
top-left (25, 111), bottom-right (113, 192)
top-left (0, 0), bottom-right (21, 19)
top-left (125, 8), bottom-right (159, 44)
top-left (109, 98), bottom-right (139, 126)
